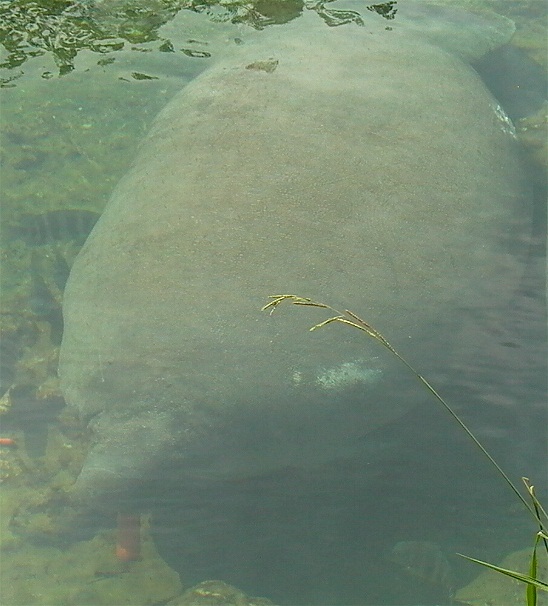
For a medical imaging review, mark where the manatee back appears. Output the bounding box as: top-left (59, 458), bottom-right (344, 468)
top-left (59, 18), bottom-right (529, 503)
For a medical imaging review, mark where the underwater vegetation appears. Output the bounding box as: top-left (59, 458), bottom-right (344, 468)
top-left (0, 506), bottom-right (183, 605)
top-left (0, 208), bottom-right (103, 496)
top-left (0, 330), bottom-right (23, 399)
top-left (0, 207), bottom-right (100, 397)
top-left (9, 209), bottom-right (100, 247)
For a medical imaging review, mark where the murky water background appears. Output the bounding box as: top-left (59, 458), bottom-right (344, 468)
top-left (0, 1), bottom-right (546, 604)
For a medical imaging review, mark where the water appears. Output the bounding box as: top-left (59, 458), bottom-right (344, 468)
top-left (0, 1), bottom-right (546, 605)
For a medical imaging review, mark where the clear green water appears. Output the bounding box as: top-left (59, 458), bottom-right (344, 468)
top-left (0, 1), bottom-right (546, 605)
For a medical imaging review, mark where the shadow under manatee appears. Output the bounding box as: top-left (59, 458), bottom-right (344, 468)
top-left (149, 395), bottom-right (545, 606)
top-left (473, 43), bottom-right (548, 122)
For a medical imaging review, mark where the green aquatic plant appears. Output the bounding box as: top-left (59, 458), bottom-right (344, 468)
top-left (261, 294), bottom-right (548, 603)
top-left (458, 477), bottom-right (548, 606)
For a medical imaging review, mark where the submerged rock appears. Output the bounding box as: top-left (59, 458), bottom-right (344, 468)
top-left (0, 514), bottom-right (182, 605)
top-left (169, 580), bottom-right (275, 605)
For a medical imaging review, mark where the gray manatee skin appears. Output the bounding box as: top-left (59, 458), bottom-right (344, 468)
top-left (59, 12), bottom-right (530, 512)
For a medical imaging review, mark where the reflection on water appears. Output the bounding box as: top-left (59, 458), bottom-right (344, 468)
top-left (0, 1), bottom-right (546, 604)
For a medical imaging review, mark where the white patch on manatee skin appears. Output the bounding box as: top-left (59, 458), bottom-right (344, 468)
top-left (304, 360), bottom-right (384, 391)
top-left (492, 103), bottom-right (516, 138)
top-left (292, 370), bottom-right (303, 386)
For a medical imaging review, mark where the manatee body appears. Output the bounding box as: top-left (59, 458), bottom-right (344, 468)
top-left (59, 10), bottom-right (528, 511)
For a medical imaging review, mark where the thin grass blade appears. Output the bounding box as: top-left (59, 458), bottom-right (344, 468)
top-left (458, 554), bottom-right (548, 591)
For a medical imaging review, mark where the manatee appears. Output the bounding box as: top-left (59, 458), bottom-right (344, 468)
top-left (59, 5), bottom-right (530, 512)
